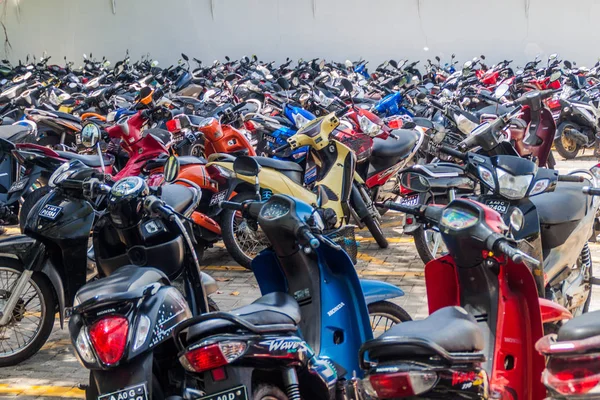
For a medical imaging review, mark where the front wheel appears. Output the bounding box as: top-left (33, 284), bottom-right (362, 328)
top-left (368, 301), bottom-right (412, 338)
top-left (221, 191), bottom-right (269, 269)
top-left (0, 259), bottom-right (56, 367)
top-left (363, 214), bottom-right (388, 248)
top-left (554, 122), bottom-right (582, 159)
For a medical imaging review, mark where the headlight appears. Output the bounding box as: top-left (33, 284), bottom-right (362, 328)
top-left (529, 179), bottom-right (549, 196)
top-left (358, 115), bottom-right (380, 136)
top-left (49, 161), bottom-right (72, 187)
top-left (478, 166), bottom-right (496, 189)
top-left (496, 168), bottom-right (533, 199)
top-left (292, 112), bottom-right (311, 129)
top-left (317, 91), bottom-right (333, 107)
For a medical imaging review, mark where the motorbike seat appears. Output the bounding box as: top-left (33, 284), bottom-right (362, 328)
top-left (53, 111), bottom-right (82, 124)
top-left (161, 184), bottom-right (197, 214)
top-left (372, 130), bottom-right (419, 161)
top-left (473, 105), bottom-right (511, 121)
top-left (185, 292), bottom-right (300, 343)
top-left (557, 310), bottom-right (600, 342)
top-left (253, 156), bottom-right (304, 184)
top-left (364, 306), bottom-right (484, 361)
top-left (74, 265), bottom-right (169, 307)
top-left (529, 181), bottom-right (592, 225)
top-left (56, 151), bottom-right (115, 167)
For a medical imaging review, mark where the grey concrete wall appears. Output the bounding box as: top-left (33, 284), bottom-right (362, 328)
top-left (2, 0), bottom-right (600, 67)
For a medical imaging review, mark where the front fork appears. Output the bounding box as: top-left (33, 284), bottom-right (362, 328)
top-left (0, 270), bottom-right (33, 326)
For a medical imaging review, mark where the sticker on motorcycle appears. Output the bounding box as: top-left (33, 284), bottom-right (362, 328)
top-left (209, 190), bottom-right (228, 206)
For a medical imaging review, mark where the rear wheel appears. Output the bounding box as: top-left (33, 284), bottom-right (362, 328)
top-left (547, 151), bottom-right (556, 169)
top-left (368, 301), bottom-right (411, 338)
top-left (554, 122), bottom-right (581, 159)
top-left (253, 384), bottom-right (288, 400)
top-left (221, 191), bottom-right (269, 269)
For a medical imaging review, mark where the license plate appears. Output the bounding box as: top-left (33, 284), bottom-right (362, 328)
top-left (98, 383), bottom-right (147, 400)
top-left (210, 190), bottom-right (228, 206)
top-left (8, 178), bottom-right (27, 193)
top-left (484, 199), bottom-right (509, 214)
top-left (199, 385), bottom-right (248, 400)
top-left (399, 194), bottom-right (419, 206)
top-left (38, 204), bottom-right (62, 220)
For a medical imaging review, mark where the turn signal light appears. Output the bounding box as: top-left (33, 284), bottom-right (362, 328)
top-left (363, 371), bottom-right (437, 398)
top-left (88, 316), bottom-right (129, 365)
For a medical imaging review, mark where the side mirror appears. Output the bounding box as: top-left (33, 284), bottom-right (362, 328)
top-left (151, 60), bottom-right (159, 68)
top-left (292, 76), bottom-right (299, 86)
top-left (345, 59), bottom-right (353, 68)
top-left (138, 86), bottom-right (154, 105)
top-left (82, 53), bottom-right (87, 60)
top-left (277, 77), bottom-right (290, 90)
top-left (389, 60), bottom-right (398, 69)
top-left (319, 59), bottom-right (325, 71)
top-left (494, 83), bottom-right (510, 98)
top-left (435, 56), bottom-right (441, 62)
top-left (234, 156), bottom-right (261, 199)
top-left (225, 73), bottom-right (237, 83)
top-left (181, 53), bottom-right (189, 62)
top-left (564, 60), bottom-right (572, 69)
top-left (225, 56), bottom-right (231, 62)
top-left (341, 78), bottom-right (353, 94)
top-left (399, 172), bottom-right (431, 193)
top-left (163, 156), bottom-right (180, 183)
top-left (81, 122), bottom-right (101, 148)
top-left (550, 70), bottom-right (562, 83)
top-left (316, 185), bottom-right (329, 208)
top-left (480, 54), bottom-right (486, 60)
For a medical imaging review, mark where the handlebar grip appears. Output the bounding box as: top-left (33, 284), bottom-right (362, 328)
top-left (271, 142), bottom-right (291, 155)
top-left (60, 179), bottom-right (83, 190)
top-left (438, 145), bottom-right (467, 160)
top-left (299, 227), bottom-right (320, 249)
top-left (494, 240), bottom-right (523, 263)
top-left (335, 106), bottom-right (350, 118)
top-left (220, 200), bottom-right (243, 211)
top-left (375, 200), bottom-right (422, 216)
top-left (558, 174), bottom-right (584, 183)
top-left (583, 186), bottom-right (600, 196)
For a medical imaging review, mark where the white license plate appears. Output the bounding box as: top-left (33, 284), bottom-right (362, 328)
top-left (38, 204), bottom-right (62, 220)
top-left (199, 385), bottom-right (248, 400)
top-left (8, 178), bottom-right (27, 193)
top-left (484, 199), bottom-right (509, 214)
top-left (98, 383), bottom-right (147, 400)
top-left (399, 194), bottom-right (419, 206)
top-left (209, 190), bottom-right (228, 206)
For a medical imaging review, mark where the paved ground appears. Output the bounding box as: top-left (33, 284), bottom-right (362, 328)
top-left (0, 151), bottom-right (599, 399)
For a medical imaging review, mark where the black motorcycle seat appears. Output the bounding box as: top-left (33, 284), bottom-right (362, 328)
top-left (253, 156), bottom-right (303, 184)
top-left (161, 184), bottom-right (196, 214)
top-left (530, 181), bottom-right (591, 225)
top-left (53, 111), bottom-right (81, 124)
top-left (474, 105), bottom-right (511, 120)
top-left (186, 292), bottom-right (300, 342)
top-left (74, 265), bottom-right (168, 306)
top-left (365, 306), bottom-right (484, 360)
top-left (372, 130), bottom-right (419, 160)
top-left (557, 310), bottom-right (600, 342)
top-left (0, 124), bottom-right (32, 141)
top-left (145, 155), bottom-right (207, 171)
top-left (56, 151), bottom-right (115, 167)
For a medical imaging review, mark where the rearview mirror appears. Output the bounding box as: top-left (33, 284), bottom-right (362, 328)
top-left (319, 59), bottom-right (325, 71)
top-left (564, 60), bottom-right (572, 69)
top-left (138, 86), bottom-right (153, 104)
top-left (494, 83), bottom-right (509, 98)
top-left (163, 156), bottom-right (180, 183)
top-left (81, 122), bottom-right (101, 148)
top-left (151, 60), bottom-right (159, 68)
top-left (225, 56), bottom-right (231, 62)
top-left (341, 78), bottom-right (353, 94)
top-left (550, 70), bottom-right (561, 83)
top-left (292, 76), bottom-right (299, 86)
top-left (225, 73), bottom-right (237, 83)
top-left (234, 156), bottom-right (261, 177)
top-left (389, 60), bottom-right (398, 69)
top-left (549, 53), bottom-right (558, 61)
top-left (345, 60), bottom-right (352, 68)
top-left (435, 56), bottom-right (441, 62)
top-left (400, 172), bottom-right (431, 192)
top-left (181, 53), bottom-right (189, 62)
top-left (277, 77), bottom-right (290, 90)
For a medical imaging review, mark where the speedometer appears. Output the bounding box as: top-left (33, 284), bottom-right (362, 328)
top-left (440, 207), bottom-right (478, 231)
top-left (260, 199), bottom-right (290, 220)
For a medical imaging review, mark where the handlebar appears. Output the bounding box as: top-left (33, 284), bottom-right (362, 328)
top-left (144, 195), bottom-right (175, 221)
top-left (220, 200), bottom-right (243, 211)
top-left (298, 226), bottom-right (320, 249)
top-left (335, 106), bottom-right (350, 118)
top-left (271, 142), bottom-right (291, 155)
top-left (558, 174), bottom-right (584, 183)
top-left (494, 240), bottom-right (524, 263)
top-left (583, 186), bottom-right (600, 195)
top-left (438, 145), bottom-right (467, 160)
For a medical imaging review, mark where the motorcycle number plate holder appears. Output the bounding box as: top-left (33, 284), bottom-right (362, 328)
top-left (38, 204), bottom-right (63, 220)
top-left (210, 190), bottom-right (228, 206)
top-left (199, 385), bottom-right (248, 400)
top-left (484, 198), bottom-right (509, 214)
top-left (399, 194), bottom-right (419, 206)
top-left (8, 178), bottom-right (28, 193)
top-left (98, 383), bottom-right (147, 400)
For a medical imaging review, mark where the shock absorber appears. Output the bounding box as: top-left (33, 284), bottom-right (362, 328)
top-left (282, 367), bottom-right (301, 400)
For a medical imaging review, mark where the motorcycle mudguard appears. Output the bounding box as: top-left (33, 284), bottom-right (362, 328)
top-left (360, 279), bottom-right (405, 305)
top-left (539, 297), bottom-right (572, 324)
top-left (90, 352), bottom-right (155, 400)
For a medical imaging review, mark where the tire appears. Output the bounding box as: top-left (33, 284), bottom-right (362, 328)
top-left (253, 384), bottom-right (288, 400)
top-left (547, 151), bottom-right (556, 170)
top-left (0, 258), bottom-right (56, 367)
top-left (208, 297), bottom-right (219, 312)
top-left (19, 186), bottom-right (51, 233)
top-left (413, 197), bottom-right (450, 264)
top-left (221, 191), bottom-right (269, 269)
top-left (363, 214), bottom-right (388, 248)
top-left (368, 301), bottom-right (412, 338)
top-left (554, 122), bottom-right (581, 160)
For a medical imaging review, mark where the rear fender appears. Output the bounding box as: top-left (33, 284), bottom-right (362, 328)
top-left (360, 279), bottom-right (405, 304)
top-left (90, 352), bottom-right (155, 399)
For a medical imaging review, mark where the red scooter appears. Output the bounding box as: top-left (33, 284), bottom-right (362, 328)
top-left (359, 179), bottom-right (575, 399)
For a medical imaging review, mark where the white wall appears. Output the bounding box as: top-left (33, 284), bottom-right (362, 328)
top-left (3, 0), bottom-right (600, 68)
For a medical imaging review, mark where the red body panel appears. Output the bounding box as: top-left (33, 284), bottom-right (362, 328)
top-left (539, 298), bottom-right (572, 324)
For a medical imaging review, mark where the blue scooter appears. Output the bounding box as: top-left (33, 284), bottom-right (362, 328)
top-left (172, 156), bottom-right (408, 400)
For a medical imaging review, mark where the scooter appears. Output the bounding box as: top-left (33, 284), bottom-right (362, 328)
top-left (170, 157), bottom-right (407, 400)
top-left (359, 195), bottom-right (574, 400)
top-left (209, 107), bottom-right (389, 268)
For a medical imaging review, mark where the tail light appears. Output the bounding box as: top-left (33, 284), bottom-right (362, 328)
top-left (387, 119), bottom-right (403, 130)
top-left (180, 341), bottom-right (247, 373)
top-left (363, 371), bottom-right (437, 398)
top-left (244, 120), bottom-right (256, 131)
top-left (544, 355), bottom-right (600, 396)
top-left (166, 118), bottom-right (181, 133)
top-left (88, 316), bottom-right (129, 365)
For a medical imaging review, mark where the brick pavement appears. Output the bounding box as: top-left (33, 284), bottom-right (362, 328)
top-left (1, 152), bottom-right (599, 399)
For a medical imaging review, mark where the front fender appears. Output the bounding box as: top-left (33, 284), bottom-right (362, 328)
top-left (360, 279), bottom-right (405, 305)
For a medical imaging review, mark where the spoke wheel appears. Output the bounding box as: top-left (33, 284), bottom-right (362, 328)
top-left (368, 301), bottom-right (412, 338)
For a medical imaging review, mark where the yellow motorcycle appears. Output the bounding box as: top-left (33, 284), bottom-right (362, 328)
top-left (208, 107), bottom-right (388, 268)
